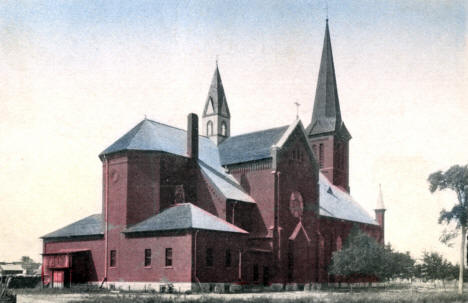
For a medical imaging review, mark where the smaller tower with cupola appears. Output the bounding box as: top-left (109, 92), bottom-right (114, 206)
top-left (375, 184), bottom-right (386, 244)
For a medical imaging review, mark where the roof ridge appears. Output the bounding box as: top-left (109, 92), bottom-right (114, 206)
top-left (125, 120), bottom-right (150, 154)
top-left (188, 203), bottom-right (248, 233)
top-left (146, 118), bottom-right (210, 139)
top-left (225, 125), bottom-right (289, 141)
top-left (187, 202), bottom-right (194, 227)
top-left (198, 160), bottom-right (243, 189)
top-left (145, 118), bottom-right (187, 133)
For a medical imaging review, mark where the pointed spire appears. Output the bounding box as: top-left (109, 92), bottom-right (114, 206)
top-left (202, 63), bottom-right (230, 118)
top-left (307, 20), bottom-right (343, 136)
top-left (376, 184), bottom-right (385, 210)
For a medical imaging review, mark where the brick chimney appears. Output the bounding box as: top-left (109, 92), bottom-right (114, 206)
top-left (187, 113), bottom-right (199, 159)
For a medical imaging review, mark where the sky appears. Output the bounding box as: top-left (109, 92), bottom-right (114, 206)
top-left (0, 0), bottom-right (466, 264)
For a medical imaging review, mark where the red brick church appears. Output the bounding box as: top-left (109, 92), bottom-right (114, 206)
top-left (42, 21), bottom-right (385, 291)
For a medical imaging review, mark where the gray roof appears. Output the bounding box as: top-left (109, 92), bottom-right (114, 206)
top-left (203, 65), bottom-right (230, 118)
top-left (100, 119), bottom-right (253, 203)
top-left (199, 161), bottom-right (254, 203)
top-left (100, 119), bottom-right (217, 167)
top-left (218, 126), bottom-right (289, 165)
top-left (306, 20), bottom-right (348, 139)
top-left (319, 174), bottom-right (378, 225)
top-left (100, 119), bottom-right (223, 168)
top-left (124, 203), bottom-right (248, 234)
top-left (42, 214), bottom-right (103, 239)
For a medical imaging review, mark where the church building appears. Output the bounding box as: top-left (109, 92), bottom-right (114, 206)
top-left (41, 21), bottom-right (385, 291)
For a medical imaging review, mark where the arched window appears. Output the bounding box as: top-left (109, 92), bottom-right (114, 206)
top-left (336, 143), bottom-right (341, 169)
top-left (207, 121), bottom-right (213, 136)
top-left (221, 121), bottom-right (227, 136)
top-left (341, 144), bottom-right (345, 169)
top-left (319, 144), bottom-right (324, 168)
top-left (336, 236), bottom-right (342, 251)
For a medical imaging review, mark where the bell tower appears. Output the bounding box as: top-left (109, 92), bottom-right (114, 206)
top-left (202, 62), bottom-right (231, 145)
top-left (306, 20), bottom-right (351, 192)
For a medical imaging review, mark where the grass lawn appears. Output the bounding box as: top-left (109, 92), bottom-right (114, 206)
top-left (71, 291), bottom-right (468, 303)
top-left (15, 283), bottom-right (468, 303)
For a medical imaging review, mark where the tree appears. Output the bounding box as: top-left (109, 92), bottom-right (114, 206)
top-left (21, 256), bottom-right (33, 264)
top-left (329, 227), bottom-right (416, 283)
top-left (390, 250), bottom-right (416, 281)
top-left (329, 227), bottom-right (382, 280)
top-left (420, 251), bottom-right (454, 289)
top-left (428, 164), bottom-right (468, 294)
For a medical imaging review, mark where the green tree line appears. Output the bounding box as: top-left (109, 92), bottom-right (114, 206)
top-left (329, 227), bottom-right (460, 285)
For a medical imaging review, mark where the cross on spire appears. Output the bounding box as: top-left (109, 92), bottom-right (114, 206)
top-left (326, 1), bottom-right (328, 20)
top-left (294, 102), bottom-right (301, 120)
top-left (306, 19), bottom-right (350, 141)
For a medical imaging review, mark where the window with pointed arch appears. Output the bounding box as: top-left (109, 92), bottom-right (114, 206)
top-left (319, 143), bottom-right (324, 168)
top-left (221, 121), bottom-right (227, 136)
top-left (336, 236), bottom-right (343, 251)
top-left (341, 144), bottom-right (345, 169)
top-left (207, 121), bottom-right (213, 136)
top-left (336, 143), bottom-right (342, 169)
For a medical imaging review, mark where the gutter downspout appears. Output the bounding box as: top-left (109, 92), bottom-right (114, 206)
top-left (232, 201), bottom-right (238, 225)
top-left (271, 146), bottom-right (282, 283)
top-left (238, 249), bottom-right (243, 281)
top-left (194, 230), bottom-right (202, 291)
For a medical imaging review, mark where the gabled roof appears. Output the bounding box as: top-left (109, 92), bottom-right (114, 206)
top-left (42, 214), bottom-right (103, 239)
top-left (218, 125), bottom-right (289, 165)
top-left (124, 203), bottom-right (247, 234)
top-left (319, 174), bottom-right (378, 225)
top-left (202, 64), bottom-right (230, 118)
top-left (199, 161), bottom-right (255, 203)
top-left (306, 20), bottom-right (348, 138)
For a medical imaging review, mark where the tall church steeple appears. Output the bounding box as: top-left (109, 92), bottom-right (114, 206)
top-left (306, 20), bottom-right (351, 192)
top-left (202, 62), bottom-right (231, 145)
top-left (308, 19), bottom-right (342, 135)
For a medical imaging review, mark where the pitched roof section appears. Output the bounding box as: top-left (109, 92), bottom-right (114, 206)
top-left (319, 174), bottom-right (378, 225)
top-left (99, 119), bottom-right (255, 202)
top-left (218, 126), bottom-right (289, 165)
top-left (202, 64), bottom-right (230, 118)
top-left (199, 161), bottom-right (255, 203)
top-left (100, 119), bottom-right (219, 164)
top-left (307, 20), bottom-right (346, 138)
top-left (124, 203), bottom-right (248, 234)
top-left (42, 214), bottom-right (103, 239)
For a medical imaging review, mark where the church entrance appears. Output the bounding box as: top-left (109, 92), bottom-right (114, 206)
top-left (263, 266), bottom-right (270, 286)
top-left (288, 222), bottom-right (312, 283)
